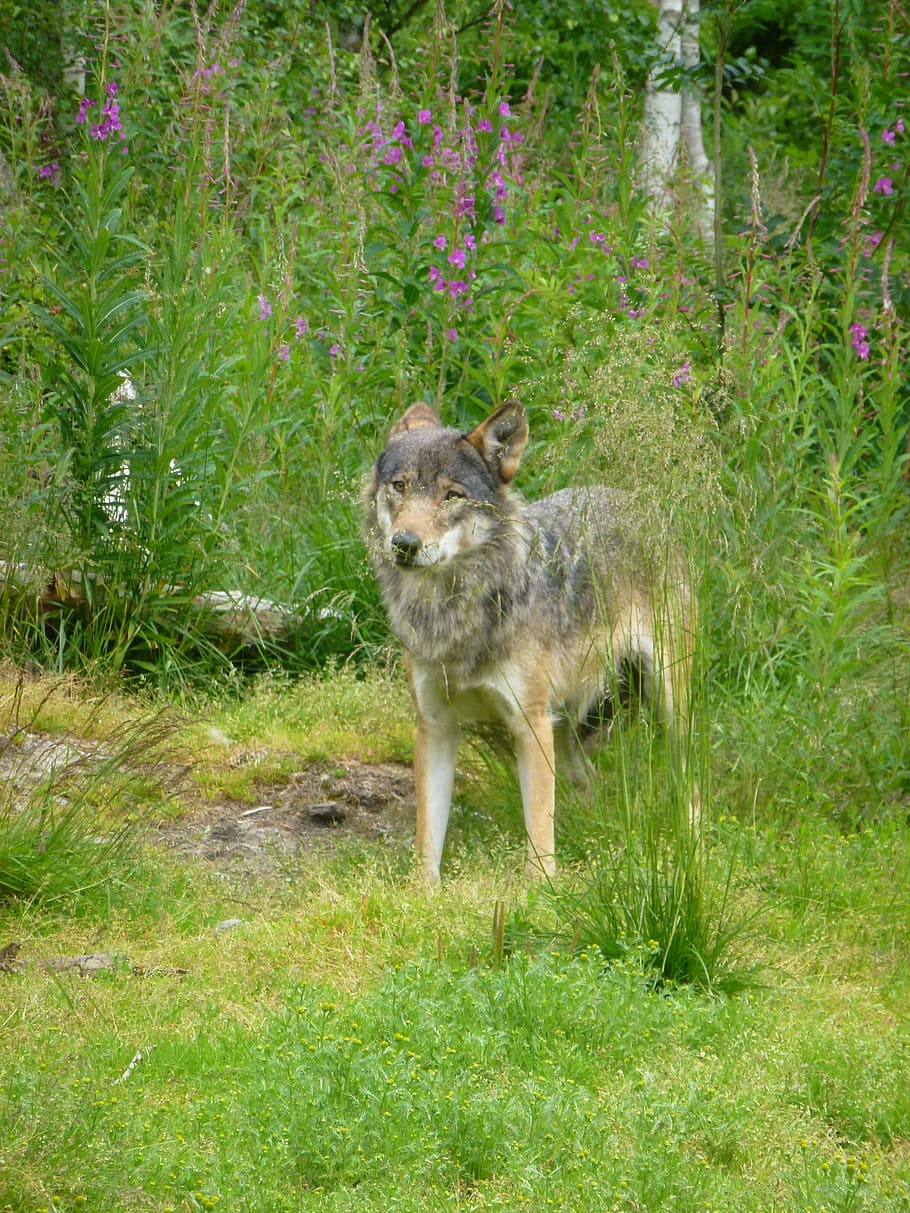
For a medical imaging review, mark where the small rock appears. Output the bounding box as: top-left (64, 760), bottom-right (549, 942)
top-left (307, 801), bottom-right (347, 825)
top-left (0, 942), bottom-right (22, 972)
top-left (213, 918), bottom-right (244, 934)
top-left (43, 952), bottom-right (115, 974)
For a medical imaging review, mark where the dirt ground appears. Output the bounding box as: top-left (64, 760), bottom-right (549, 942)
top-left (1, 730), bottom-right (417, 879)
top-left (155, 758), bottom-right (417, 876)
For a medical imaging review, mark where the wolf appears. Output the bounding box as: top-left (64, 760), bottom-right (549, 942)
top-left (364, 399), bottom-right (697, 880)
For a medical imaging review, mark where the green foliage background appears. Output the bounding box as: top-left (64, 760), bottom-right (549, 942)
top-left (0, 0), bottom-right (907, 815)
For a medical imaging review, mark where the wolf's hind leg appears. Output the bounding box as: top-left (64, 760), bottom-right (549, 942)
top-left (553, 719), bottom-right (595, 787)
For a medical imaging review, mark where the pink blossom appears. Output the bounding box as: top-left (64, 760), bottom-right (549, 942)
top-left (672, 361), bottom-right (692, 388)
top-left (849, 321), bottom-right (870, 360)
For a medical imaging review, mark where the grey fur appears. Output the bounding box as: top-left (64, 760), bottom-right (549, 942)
top-left (363, 400), bottom-right (696, 877)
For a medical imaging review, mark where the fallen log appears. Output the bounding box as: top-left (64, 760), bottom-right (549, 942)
top-left (0, 560), bottom-right (304, 654)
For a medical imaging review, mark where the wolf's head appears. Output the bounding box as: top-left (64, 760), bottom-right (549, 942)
top-left (366, 401), bottom-right (529, 569)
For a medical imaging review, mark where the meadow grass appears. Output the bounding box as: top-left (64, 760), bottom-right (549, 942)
top-left (0, 673), bottom-right (908, 1213)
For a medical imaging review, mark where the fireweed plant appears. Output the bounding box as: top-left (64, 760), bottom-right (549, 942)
top-left (28, 74), bottom-right (282, 678)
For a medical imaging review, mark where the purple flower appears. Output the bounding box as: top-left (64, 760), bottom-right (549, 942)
top-left (447, 248), bottom-right (466, 269)
top-left (456, 191), bottom-right (476, 220)
top-left (294, 316), bottom-right (309, 338)
top-left (553, 405), bottom-right (586, 423)
top-left (417, 108), bottom-right (432, 126)
top-left (498, 100), bottom-right (511, 117)
top-left (277, 344), bottom-right (291, 362)
top-left (83, 83), bottom-right (125, 145)
top-left (328, 342), bottom-right (343, 359)
top-left (492, 205), bottom-right (506, 225)
top-left (428, 266), bottom-right (447, 292)
top-left (38, 161), bottom-right (60, 183)
top-left (849, 321), bottom-right (870, 360)
top-left (433, 234), bottom-right (447, 251)
top-left (874, 177), bottom-right (894, 195)
top-left (476, 118), bottom-right (493, 134)
top-left (444, 327), bottom-right (458, 341)
top-left (672, 360), bottom-right (692, 388)
top-left (631, 255), bottom-right (650, 269)
top-left (257, 295), bottom-right (272, 321)
top-left (897, 117), bottom-right (906, 133)
top-left (882, 129), bottom-right (896, 145)
top-left (861, 230), bottom-right (883, 258)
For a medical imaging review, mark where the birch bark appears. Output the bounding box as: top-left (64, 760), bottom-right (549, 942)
top-left (641, 0), bottom-right (684, 213)
top-left (641, 0), bottom-right (713, 243)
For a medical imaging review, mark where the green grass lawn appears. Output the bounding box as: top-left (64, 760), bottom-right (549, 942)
top-left (1, 672), bottom-right (908, 1213)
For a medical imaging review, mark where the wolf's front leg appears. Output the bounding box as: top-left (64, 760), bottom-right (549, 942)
top-left (413, 713), bottom-right (460, 881)
top-left (514, 714), bottom-right (557, 879)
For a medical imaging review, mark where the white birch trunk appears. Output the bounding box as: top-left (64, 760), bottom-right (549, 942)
top-left (680, 0), bottom-right (714, 242)
top-left (640, 0), bottom-right (684, 214)
top-left (640, 0), bottom-right (714, 245)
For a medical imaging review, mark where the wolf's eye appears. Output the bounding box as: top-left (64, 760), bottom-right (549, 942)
top-left (390, 478), bottom-right (407, 493)
top-left (443, 488), bottom-right (466, 503)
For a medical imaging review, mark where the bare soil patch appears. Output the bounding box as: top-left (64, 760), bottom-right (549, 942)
top-left (155, 758), bottom-right (416, 876)
top-left (1, 729), bottom-right (416, 879)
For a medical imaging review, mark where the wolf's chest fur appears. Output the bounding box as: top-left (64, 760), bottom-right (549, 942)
top-left (372, 483), bottom-right (636, 699)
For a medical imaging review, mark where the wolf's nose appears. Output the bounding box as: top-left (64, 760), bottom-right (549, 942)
top-left (391, 531), bottom-right (422, 565)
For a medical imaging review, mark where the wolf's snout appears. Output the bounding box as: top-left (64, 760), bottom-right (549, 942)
top-left (390, 530), bottom-right (423, 565)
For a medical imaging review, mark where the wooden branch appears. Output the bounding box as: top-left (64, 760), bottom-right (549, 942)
top-left (0, 561), bottom-right (304, 654)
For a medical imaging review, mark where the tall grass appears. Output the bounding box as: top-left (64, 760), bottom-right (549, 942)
top-left (0, 683), bottom-right (179, 913)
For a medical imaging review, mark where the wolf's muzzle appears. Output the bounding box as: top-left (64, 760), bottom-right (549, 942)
top-left (390, 530), bottom-right (423, 566)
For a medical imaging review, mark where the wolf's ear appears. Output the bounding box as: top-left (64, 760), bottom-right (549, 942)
top-left (388, 402), bottom-right (443, 440)
top-left (465, 400), bottom-right (529, 483)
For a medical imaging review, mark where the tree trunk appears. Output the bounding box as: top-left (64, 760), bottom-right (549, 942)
top-left (680, 0), bottom-right (714, 241)
top-left (641, 0), bottom-right (713, 244)
top-left (641, 0), bottom-right (684, 214)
